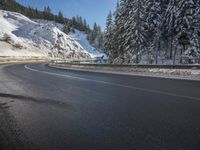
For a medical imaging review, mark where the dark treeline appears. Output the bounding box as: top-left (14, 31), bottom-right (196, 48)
top-left (0, 0), bottom-right (104, 49)
top-left (104, 0), bottom-right (200, 64)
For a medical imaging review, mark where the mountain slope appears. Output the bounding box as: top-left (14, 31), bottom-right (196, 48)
top-left (35, 20), bottom-right (107, 58)
top-left (0, 9), bottom-right (90, 59)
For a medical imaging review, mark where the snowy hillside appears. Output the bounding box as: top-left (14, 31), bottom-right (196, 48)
top-left (34, 20), bottom-right (106, 59)
top-left (69, 30), bottom-right (106, 58)
top-left (0, 10), bottom-right (90, 59)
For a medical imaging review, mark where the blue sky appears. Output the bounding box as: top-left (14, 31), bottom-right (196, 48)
top-left (16, 0), bottom-right (117, 30)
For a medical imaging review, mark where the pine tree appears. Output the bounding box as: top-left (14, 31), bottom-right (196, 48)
top-left (57, 11), bottom-right (64, 24)
top-left (47, 7), bottom-right (53, 19)
top-left (106, 11), bottom-right (113, 36)
top-left (91, 22), bottom-right (98, 42)
top-left (123, 0), bottom-right (148, 64)
top-left (196, 1), bottom-right (200, 49)
top-left (104, 11), bottom-right (114, 54)
top-left (113, 0), bottom-right (126, 59)
top-left (164, 0), bottom-right (179, 59)
top-left (94, 25), bottom-right (103, 48)
top-left (63, 23), bottom-right (71, 34)
top-left (83, 19), bottom-right (88, 32)
top-left (179, 0), bottom-right (200, 62)
top-left (146, 0), bottom-right (162, 64)
top-left (86, 22), bottom-right (104, 49)
top-left (46, 6), bottom-right (53, 20)
top-left (177, 1), bottom-right (196, 32)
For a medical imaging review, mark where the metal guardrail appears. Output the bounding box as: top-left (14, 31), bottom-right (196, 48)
top-left (51, 62), bottom-right (200, 70)
top-left (50, 58), bottom-right (96, 63)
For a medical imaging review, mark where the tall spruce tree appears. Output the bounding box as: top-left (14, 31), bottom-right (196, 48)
top-left (57, 11), bottom-right (64, 23)
top-left (104, 11), bottom-right (114, 55)
top-left (123, 0), bottom-right (148, 64)
top-left (113, 0), bottom-right (126, 59)
top-left (164, 0), bottom-right (179, 59)
top-left (63, 23), bottom-right (71, 34)
top-left (146, 0), bottom-right (162, 64)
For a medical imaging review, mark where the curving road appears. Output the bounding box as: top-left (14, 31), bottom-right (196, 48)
top-left (0, 63), bottom-right (200, 150)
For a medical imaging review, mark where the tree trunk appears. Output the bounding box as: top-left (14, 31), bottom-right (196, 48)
top-left (147, 48), bottom-right (150, 65)
top-left (170, 36), bottom-right (173, 59)
top-left (156, 40), bottom-right (161, 64)
top-left (136, 54), bottom-right (139, 64)
top-left (173, 46), bottom-right (177, 65)
top-left (180, 45), bottom-right (185, 64)
top-left (170, 3), bottom-right (175, 60)
top-left (165, 38), bottom-right (169, 56)
top-left (155, 49), bottom-right (158, 65)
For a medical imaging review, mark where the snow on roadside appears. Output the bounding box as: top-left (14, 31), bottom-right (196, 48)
top-left (129, 68), bottom-right (200, 80)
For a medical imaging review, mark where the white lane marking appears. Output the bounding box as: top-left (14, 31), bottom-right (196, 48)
top-left (24, 65), bottom-right (200, 101)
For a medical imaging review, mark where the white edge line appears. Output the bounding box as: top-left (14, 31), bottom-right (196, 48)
top-left (24, 65), bottom-right (200, 101)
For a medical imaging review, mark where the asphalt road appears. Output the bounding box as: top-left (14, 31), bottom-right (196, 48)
top-left (0, 63), bottom-right (200, 150)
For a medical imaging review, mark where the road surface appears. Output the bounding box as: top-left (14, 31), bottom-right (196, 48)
top-left (0, 63), bottom-right (200, 150)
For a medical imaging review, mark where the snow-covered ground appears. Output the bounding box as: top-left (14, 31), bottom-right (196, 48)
top-left (0, 10), bottom-right (91, 59)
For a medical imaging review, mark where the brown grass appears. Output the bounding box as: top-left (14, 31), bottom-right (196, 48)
top-left (1, 33), bottom-right (12, 43)
top-left (13, 43), bottom-right (23, 49)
